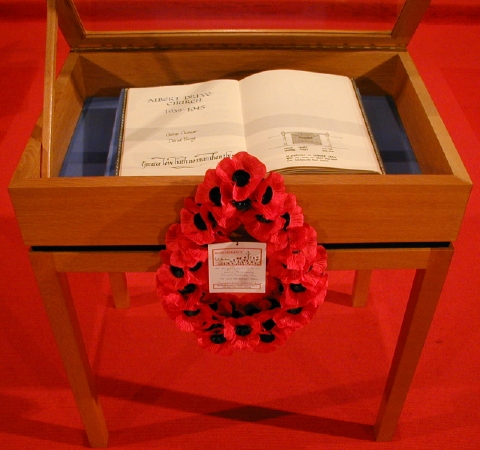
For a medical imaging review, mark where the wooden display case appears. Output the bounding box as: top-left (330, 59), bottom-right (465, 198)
top-left (8, 0), bottom-right (472, 447)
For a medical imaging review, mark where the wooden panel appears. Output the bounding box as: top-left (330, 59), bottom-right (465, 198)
top-left (395, 53), bottom-right (471, 181)
top-left (79, 30), bottom-right (398, 51)
top-left (50, 54), bottom-right (86, 177)
top-left (57, 0), bottom-right (86, 48)
top-left (8, 55), bottom-right (86, 183)
top-left (9, 118), bottom-right (43, 182)
top-left (78, 49), bottom-right (400, 97)
top-left (50, 246), bottom-right (432, 273)
top-left (42, 0), bottom-right (59, 178)
top-left (10, 174), bottom-right (470, 246)
top-left (54, 250), bottom-right (162, 272)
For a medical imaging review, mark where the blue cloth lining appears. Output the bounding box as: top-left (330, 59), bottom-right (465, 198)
top-left (60, 94), bottom-right (420, 177)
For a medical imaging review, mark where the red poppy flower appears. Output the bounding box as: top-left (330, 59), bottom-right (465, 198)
top-left (195, 169), bottom-right (239, 228)
top-left (240, 208), bottom-right (284, 241)
top-left (252, 172), bottom-right (288, 220)
top-left (216, 151), bottom-right (266, 201)
top-left (273, 224), bottom-right (318, 270)
top-left (161, 304), bottom-right (210, 333)
top-left (165, 224), bottom-right (207, 267)
top-left (268, 249), bottom-right (328, 296)
top-left (196, 329), bottom-right (234, 356)
top-left (180, 198), bottom-right (219, 245)
top-left (254, 323), bottom-right (290, 353)
top-left (157, 250), bottom-right (208, 291)
top-left (280, 193), bottom-right (304, 230)
top-left (310, 274), bottom-right (328, 307)
top-left (281, 281), bottom-right (319, 307)
top-left (201, 294), bottom-right (236, 319)
top-left (274, 302), bottom-right (318, 330)
top-left (223, 316), bottom-right (261, 350)
top-left (237, 293), bottom-right (284, 319)
top-left (313, 245), bottom-right (328, 273)
top-left (288, 274), bottom-right (327, 307)
top-left (160, 282), bottom-right (203, 310)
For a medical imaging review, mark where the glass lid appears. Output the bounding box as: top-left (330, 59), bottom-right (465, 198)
top-left (53, 0), bottom-right (431, 50)
top-left (73, 0), bottom-right (406, 32)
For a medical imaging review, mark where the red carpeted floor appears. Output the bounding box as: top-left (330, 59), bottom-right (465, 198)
top-left (1, 1), bottom-right (480, 449)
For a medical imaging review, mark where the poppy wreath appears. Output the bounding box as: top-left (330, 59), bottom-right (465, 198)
top-left (156, 152), bottom-right (328, 355)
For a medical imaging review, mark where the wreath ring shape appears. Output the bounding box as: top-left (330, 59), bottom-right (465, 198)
top-left (156, 152), bottom-right (328, 355)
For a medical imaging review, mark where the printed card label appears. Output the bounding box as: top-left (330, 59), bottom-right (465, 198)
top-left (208, 242), bottom-right (267, 293)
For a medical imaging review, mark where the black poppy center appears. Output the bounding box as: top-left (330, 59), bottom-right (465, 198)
top-left (244, 304), bottom-right (261, 316)
top-left (232, 199), bottom-right (252, 211)
top-left (255, 214), bottom-right (273, 224)
top-left (262, 319), bottom-right (276, 331)
top-left (235, 325), bottom-right (252, 337)
top-left (261, 186), bottom-right (273, 205)
top-left (179, 283), bottom-right (196, 295)
top-left (193, 213), bottom-right (208, 231)
top-left (260, 334), bottom-right (276, 343)
top-left (267, 298), bottom-right (281, 310)
top-left (209, 186), bottom-right (222, 207)
top-left (287, 307), bottom-right (303, 315)
top-left (232, 309), bottom-right (244, 319)
top-left (232, 169), bottom-right (251, 187)
top-left (208, 302), bottom-right (218, 311)
top-left (210, 334), bottom-right (227, 344)
top-left (189, 261), bottom-right (202, 272)
top-left (183, 309), bottom-right (200, 317)
top-left (170, 265), bottom-right (184, 278)
top-left (282, 212), bottom-right (291, 230)
top-left (290, 283), bottom-right (307, 293)
top-left (206, 323), bottom-right (223, 331)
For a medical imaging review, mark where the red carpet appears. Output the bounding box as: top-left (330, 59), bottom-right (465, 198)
top-left (1, 1), bottom-right (480, 448)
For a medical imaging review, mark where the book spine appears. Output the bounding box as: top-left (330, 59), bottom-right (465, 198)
top-left (115, 89), bottom-right (128, 176)
top-left (351, 79), bottom-right (386, 174)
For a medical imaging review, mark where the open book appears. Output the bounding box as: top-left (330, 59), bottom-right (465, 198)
top-left (117, 70), bottom-right (384, 176)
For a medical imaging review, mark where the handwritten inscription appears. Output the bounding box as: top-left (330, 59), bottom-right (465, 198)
top-left (148, 92), bottom-right (213, 105)
top-left (166, 129), bottom-right (198, 143)
top-left (141, 151), bottom-right (232, 169)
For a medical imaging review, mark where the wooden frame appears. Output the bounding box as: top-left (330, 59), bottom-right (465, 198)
top-left (8, 0), bottom-right (472, 446)
top-left (9, 3), bottom-right (471, 247)
top-left (29, 244), bottom-right (454, 447)
top-left (9, 48), bottom-right (471, 246)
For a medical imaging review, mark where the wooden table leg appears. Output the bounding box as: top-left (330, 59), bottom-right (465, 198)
top-left (108, 272), bottom-right (130, 309)
top-left (352, 270), bottom-right (372, 307)
top-left (374, 245), bottom-right (454, 441)
top-left (29, 251), bottom-right (109, 448)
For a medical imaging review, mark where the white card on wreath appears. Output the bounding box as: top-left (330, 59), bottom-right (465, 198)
top-left (208, 242), bottom-right (267, 293)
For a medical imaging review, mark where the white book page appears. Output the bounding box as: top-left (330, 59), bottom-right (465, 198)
top-left (239, 70), bottom-right (382, 173)
top-left (119, 79), bottom-right (246, 176)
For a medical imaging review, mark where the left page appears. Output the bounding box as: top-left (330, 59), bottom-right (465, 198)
top-left (118, 79), bottom-right (246, 176)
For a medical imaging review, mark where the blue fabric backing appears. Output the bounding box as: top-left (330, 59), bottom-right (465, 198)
top-left (60, 95), bottom-right (420, 177)
top-left (362, 95), bottom-right (421, 174)
top-left (59, 97), bottom-right (119, 177)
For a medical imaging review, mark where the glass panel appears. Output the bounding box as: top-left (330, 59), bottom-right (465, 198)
top-left (75, 0), bottom-right (405, 32)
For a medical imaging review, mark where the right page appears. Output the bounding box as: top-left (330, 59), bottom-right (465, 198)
top-left (239, 70), bottom-right (383, 174)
